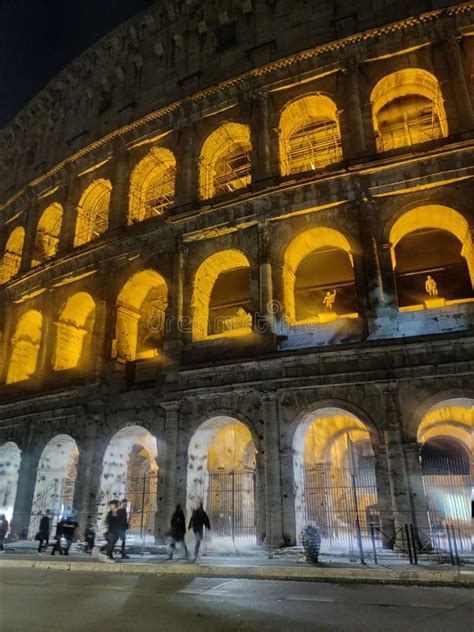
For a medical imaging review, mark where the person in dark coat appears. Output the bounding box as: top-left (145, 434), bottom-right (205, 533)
top-left (37, 509), bottom-right (51, 553)
top-left (116, 499), bottom-right (130, 559)
top-left (188, 501), bottom-right (211, 561)
top-left (102, 500), bottom-right (120, 561)
top-left (61, 511), bottom-right (79, 556)
top-left (0, 514), bottom-right (9, 552)
top-left (168, 504), bottom-right (188, 560)
top-left (51, 516), bottom-right (65, 555)
top-left (84, 515), bottom-right (96, 555)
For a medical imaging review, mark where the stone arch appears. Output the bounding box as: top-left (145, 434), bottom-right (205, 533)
top-left (283, 227), bottom-right (355, 324)
top-left (191, 249), bottom-right (252, 341)
top-left (32, 203), bottom-right (63, 267)
top-left (115, 270), bottom-right (168, 361)
top-left (98, 424), bottom-right (158, 540)
top-left (0, 442), bottom-right (21, 523)
top-left (53, 292), bottom-right (96, 371)
top-left (370, 68), bottom-right (448, 152)
top-left (279, 94), bottom-right (342, 175)
top-left (199, 122), bottom-right (252, 200)
top-left (128, 147), bottom-right (176, 223)
top-left (0, 226), bottom-right (24, 284)
top-left (6, 310), bottom-right (43, 384)
top-left (74, 178), bottom-right (111, 247)
top-left (29, 434), bottom-right (79, 537)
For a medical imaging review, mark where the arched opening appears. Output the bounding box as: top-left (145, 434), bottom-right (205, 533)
top-left (293, 408), bottom-right (379, 552)
top-left (390, 206), bottom-right (474, 309)
top-left (192, 249), bottom-right (252, 341)
top-left (187, 417), bottom-right (257, 545)
top-left (283, 228), bottom-right (357, 325)
top-left (279, 95), bottom-right (342, 176)
top-left (0, 442), bottom-right (21, 523)
top-left (74, 179), bottom-right (111, 247)
top-left (98, 425), bottom-right (158, 543)
top-left (199, 122), bottom-right (252, 200)
top-left (53, 292), bottom-right (96, 371)
top-left (32, 203), bottom-right (63, 267)
top-left (371, 69), bottom-right (448, 152)
top-left (418, 399), bottom-right (473, 552)
top-left (115, 270), bottom-right (168, 361)
top-left (129, 147), bottom-right (176, 223)
top-left (6, 310), bottom-right (43, 384)
top-left (0, 226), bottom-right (24, 284)
top-left (29, 435), bottom-right (79, 538)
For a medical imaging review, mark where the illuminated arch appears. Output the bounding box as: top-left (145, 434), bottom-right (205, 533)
top-left (74, 179), bottom-right (111, 247)
top-left (389, 205), bottom-right (474, 287)
top-left (371, 69), bottom-right (448, 152)
top-left (32, 203), bottom-right (63, 267)
top-left (53, 292), bottom-right (96, 371)
top-left (128, 147), bottom-right (176, 223)
top-left (199, 122), bottom-right (252, 200)
top-left (279, 94), bottom-right (342, 176)
top-left (115, 270), bottom-right (168, 361)
top-left (0, 442), bottom-right (21, 523)
top-left (192, 249), bottom-right (252, 341)
top-left (0, 226), bottom-right (24, 284)
top-left (417, 398), bottom-right (473, 453)
top-left (6, 310), bottom-right (43, 384)
top-left (283, 227), bottom-right (354, 324)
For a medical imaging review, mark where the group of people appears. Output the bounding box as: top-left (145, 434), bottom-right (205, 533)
top-left (99, 498), bottom-right (130, 562)
top-left (36, 509), bottom-right (80, 555)
top-left (169, 501), bottom-right (211, 561)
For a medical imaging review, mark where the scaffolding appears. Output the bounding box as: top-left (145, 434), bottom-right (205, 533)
top-left (201, 142), bottom-right (251, 199)
top-left (129, 167), bottom-right (176, 223)
top-left (0, 248), bottom-right (22, 284)
top-left (283, 118), bottom-right (343, 175)
top-left (75, 191), bottom-right (110, 246)
top-left (32, 216), bottom-right (62, 266)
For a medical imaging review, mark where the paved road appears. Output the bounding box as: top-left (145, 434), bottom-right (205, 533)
top-left (0, 568), bottom-right (472, 631)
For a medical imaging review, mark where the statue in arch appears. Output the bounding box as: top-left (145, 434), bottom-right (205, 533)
top-left (323, 289), bottom-right (337, 312)
top-left (425, 275), bottom-right (438, 298)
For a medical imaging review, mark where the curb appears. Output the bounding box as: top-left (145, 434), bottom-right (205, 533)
top-left (1, 558), bottom-right (473, 587)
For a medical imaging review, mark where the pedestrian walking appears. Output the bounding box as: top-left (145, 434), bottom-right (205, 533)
top-left (0, 514), bottom-right (9, 552)
top-left (100, 500), bottom-right (120, 561)
top-left (36, 509), bottom-right (51, 553)
top-left (168, 504), bottom-right (188, 560)
top-left (84, 516), bottom-right (96, 555)
top-left (61, 511), bottom-right (79, 556)
top-left (51, 516), bottom-right (65, 555)
top-left (188, 500), bottom-right (211, 561)
top-left (117, 499), bottom-right (130, 559)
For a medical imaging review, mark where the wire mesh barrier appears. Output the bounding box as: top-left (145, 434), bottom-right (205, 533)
top-left (206, 466), bottom-right (256, 543)
top-left (282, 119), bottom-right (342, 175)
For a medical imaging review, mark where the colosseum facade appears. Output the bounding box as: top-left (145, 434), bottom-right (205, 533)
top-left (0, 0), bottom-right (472, 554)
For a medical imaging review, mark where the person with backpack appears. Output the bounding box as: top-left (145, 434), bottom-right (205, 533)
top-left (168, 504), bottom-right (188, 560)
top-left (0, 514), bottom-right (9, 552)
top-left (188, 500), bottom-right (211, 561)
top-left (36, 509), bottom-right (51, 553)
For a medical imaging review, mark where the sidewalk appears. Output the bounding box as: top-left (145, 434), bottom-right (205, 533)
top-left (1, 544), bottom-right (472, 587)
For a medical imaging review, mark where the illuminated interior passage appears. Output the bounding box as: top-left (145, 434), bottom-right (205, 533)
top-left (390, 206), bottom-right (474, 308)
top-left (0, 442), bottom-right (21, 523)
top-left (371, 69), bottom-right (448, 152)
top-left (129, 147), bottom-right (176, 223)
top-left (53, 292), bottom-right (96, 371)
top-left (74, 179), bottom-right (111, 247)
top-left (192, 249), bottom-right (252, 341)
top-left (6, 310), bottom-right (43, 384)
top-left (187, 417), bottom-right (256, 541)
top-left (32, 203), bottom-right (63, 267)
top-left (98, 425), bottom-right (158, 538)
top-left (284, 228), bottom-right (355, 324)
top-left (279, 95), bottom-right (342, 176)
top-left (115, 270), bottom-right (168, 361)
top-left (29, 434), bottom-right (79, 537)
top-left (0, 226), bottom-right (24, 284)
top-left (293, 408), bottom-right (378, 548)
top-left (199, 122), bottom-right (251, 199)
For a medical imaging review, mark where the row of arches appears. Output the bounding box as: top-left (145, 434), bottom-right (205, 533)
top-left (0, 68), bottom-right (452, 284)
top-left (1, 397), bottom-right (471, 551)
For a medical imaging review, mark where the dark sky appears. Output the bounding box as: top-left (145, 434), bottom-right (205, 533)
top-left (0, 0), bottom-right (156, 128)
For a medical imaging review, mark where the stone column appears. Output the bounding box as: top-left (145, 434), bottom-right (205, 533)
top-left (384, 429), bottom-right (414, 549)
top-left (58, 162), bottom-right (80, 253)
top-left (175, 125), bottom-right (197, 207)
top-left (443, 34), bottom-right (474, 131)
top-left (279, 448), bottom-right (296, 545)
top-left (156, 402), bottom-right (181, 540)
top-left (342, 60), bottom-right (367, 158)
top-left (10, 449), bottom-right (41, 539)
top-left (163, 240), bottom-right (185, 359)
top-left (255, 451), bottom-right (266, 544)
top-left (373, 444), bottom-right (396, 548)
top-left (402, 442), bottom-right (431, 545)
top-left (19, 204), bottom-right (37, 273)
top-left (257, 221), bottom-right (275, 337)
top-left (109, 139), bottom-right (130, 229)
top-left (72, 420), bottom-right (101, 529)
top-left (378, 243), bottom-right (398, 311)
top-left (250, 92), bottom-right (272, 183)
top-left (261, 391), bottom-right (284, 546)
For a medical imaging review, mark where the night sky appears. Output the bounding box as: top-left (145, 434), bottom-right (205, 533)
top-left (0, 0), bottom-right (156, 128)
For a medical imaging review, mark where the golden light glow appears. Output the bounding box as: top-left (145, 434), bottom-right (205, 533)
top-left (371, 68), bottom-right (448, 152)
top-left (279, 94), bottom-right (342, 176)
top-left (208, 421), bottom-right (254, 470)
top-left (32, 203), bottom-right (63, 267)
top-left (53, 292), bottom-right (96, 371)
top-left (74, 179), bottom-right (111, 247)
top-left (0, 226), bottom-right (24, 284)
top-left (128, 147), bottom-right (176, 223)
top-left (389, 205), bottom-right (474, 286)
top-left (115, 269), bottom-right (168, 361)
top-left (191, 249), bottom-right (251, 341)
top-left (304, 413), bottom-right (370, 465)
top-left (417, 400), bottom-right (473, 452)
top-left (6, 310), bottom-right (43, 384)
top-left (283, 227), bottom-right (353, 325)
top-left (199, 122), bottom-right (251, 200)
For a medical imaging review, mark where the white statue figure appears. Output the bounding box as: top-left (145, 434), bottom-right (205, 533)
top-left (425, 275), bottom-right (438, 298)
top-left (322, 289), bottom-right (337, 312)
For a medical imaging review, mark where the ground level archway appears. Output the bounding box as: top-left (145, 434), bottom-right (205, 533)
top-left (0, 442), bottom-right (21, 523)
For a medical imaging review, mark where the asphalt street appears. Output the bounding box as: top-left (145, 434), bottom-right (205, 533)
top-left (0, 568), bottom-right (472, 632)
